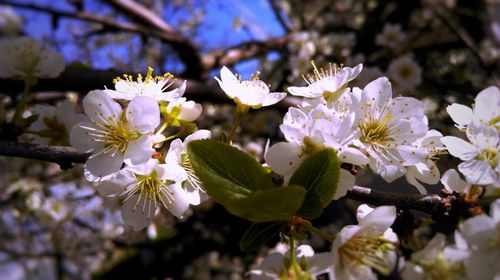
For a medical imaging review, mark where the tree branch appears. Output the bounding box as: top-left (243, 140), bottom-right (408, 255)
top-left (202, 35), bottom-right (290, 70)
top-left (0, 67), bottom-right (300, 111)
top-left (0, 140), bottom-right (491, 219)
top-left (269, 0), bottom-right (293, 32)
top-left (345, 185), bottom-right (494, 219)
top-left (0, 141), bottom-right (89, 170)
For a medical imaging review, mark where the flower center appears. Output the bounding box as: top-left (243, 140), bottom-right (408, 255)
top-left (302, 61), bottom-right (343, 85)
top-left (82, 112), bottom-right (141, 156)
top-left (35, 116), bottom-right (69, 146)
top-left (113, 67), bottom-right (174, 93)
top-left (477, 148), bottom-right (498, 168)
top-left (359, 113), bottom-right (392, 144)
top-left (128, 171), bottom-right (174, 207)
top-left (338, 234), bottom-right (395, 275)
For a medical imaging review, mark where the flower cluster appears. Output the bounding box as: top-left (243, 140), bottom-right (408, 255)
top-left (442, 86), bottom-right (500, 187)
top-left (67, 69), bottom-right (207, 230)
top-left (265, 62), bottom-right (438, 194)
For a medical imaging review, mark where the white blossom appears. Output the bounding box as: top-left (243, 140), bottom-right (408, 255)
top-left (331, 204), bottom-right (398, 279)
top-left (387, 55), bottom-right (422, 93)
top-left (215, 66), bottom-right (286, 109)
top-left (0, 5), bottom-right (23, 36)
top-left (164, 98), bottom-right (202, 123)
top-left (70, 90), bottom-right (159, 179)
top-left (265, 104), bottom-right (368, 181)
top-left (0, 36), bottom-right (65, 79)
top-left (405, 130), bottom-right (446, 194)
top-left (441, 123), bottom-right (499, 186)
top-left (353, 77), bottom-right (428, 182)
top-left (98, 159), bottom-right (189, 231)
top-left (249, 244), bottom-right (333, 279)
top-left (401, 233), bottom-right (467, 280)
top-left (447, 86), bottom-right (500, 130)
top-left (454, 199), bottom-right (500, 280)
top-left (165, 130), bottom-right (212, 206)
top-left (375, 23), bottom-right (406, 49)
top-left (105, 67), bottom-right (186, 101)
top-left (27, 100), bottom-right (88, 146)
top-left (288, 62), bottom-right (362, 104)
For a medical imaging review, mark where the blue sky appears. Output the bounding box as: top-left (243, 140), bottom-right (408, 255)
top-left (11, 0), bottom-right (285, 75)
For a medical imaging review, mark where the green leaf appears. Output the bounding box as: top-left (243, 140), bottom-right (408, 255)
top-left (239, 222), bottom-right (285, 252)
top-left (226, 185), bottom-right (306, 222)
top-left (187, 139), bottom-right (274, 205)
top-left (289, 148), bottom-right (340, 219)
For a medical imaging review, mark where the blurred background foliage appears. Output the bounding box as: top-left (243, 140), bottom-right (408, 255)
top-left (0, 0), bottom-right (498, 279)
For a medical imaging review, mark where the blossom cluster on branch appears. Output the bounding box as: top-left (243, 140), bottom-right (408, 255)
top-left (0, 23), bottom-right (499, 279)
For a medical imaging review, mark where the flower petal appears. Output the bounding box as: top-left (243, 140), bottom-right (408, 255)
top-left (441, 136), bottom-right (478, 161)
top-left (333, 170), bottom-right (355, 200)
top-left (262, 92), bottom-right (287, 106)
top-left (126, 96), bottom-right (160, 133)
top-left (121, 194), bottom-right (157, 231)
top-left (162, 184), bottom-right (189, 218)
top-left (85, 150), bottom-right (124, 179)
top-left (358, 205), bottom-right (397, 233)
top-left (447, 103), bottom-right (473, 128)
top-left (265, 142), bottom-right (303, 176)
top-left (124, 135), bottom-right (154, 166)
top-left (83, 90), bottom-right (122, 124)
top-left (441, 169), bottom-right (469, 193)
top-left (70, 122), bottom-right (101, 152)
top-left (458, 159), bottom-right (497, 185)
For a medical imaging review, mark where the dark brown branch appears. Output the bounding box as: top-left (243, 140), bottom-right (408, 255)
top-left (346, 186), bottom-right (450, 213)
top-left (0, 141), bottom-right (494, 218)
top-left (345, 185), bottom-right (495, 219)
top-left (431, 3), bottom-right (500, 87)
top-left (0, 141), bottom-right (89, 169)
top-left (269, 0), bottom-right (293, 32)
top-left (202, 35), bottom-right (290, 70)
top-left (0, 68), bottom-right (300, 111)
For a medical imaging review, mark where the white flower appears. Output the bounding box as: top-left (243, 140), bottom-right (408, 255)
top-left (105, 67), bottom-right (186, 101)
top-left (249, 244), bottom-right (333, 280)
top-left (387, 55), bottom-right (422, 93)
top-left (70, 90), bottom-right (160, 179)
top-left (98, 159), bottom-right (189, 230)
top-left (27, 100), bottom-right (88, 146)
top-left (331, 204), bottom-right (398, 279)
top-left (164, 98), bottom-right (202, 123)
top-left (354, 77), bottom-right (428, 182)
top-left (165, 130), bottom-right (212, 205)
top-left (447, 86), bottom-right (500, 130)
top-left (401, 233), bottom-right (467, 280)
top-left (0, 36), bottom-right (65, 79)
top-left (441, 123), bottom-right (499, 185)
top-left (288, 62), bottom-right (362, 104)
top-left (405, 130), bottom-right (446, 194)
top-left (455, 199), bottom-right (500, 280)
top-left (440, 169), bottom-right (473, 195)
top-left (375, 23), bottom-right (406, 49)
top-left (0, 5), bottom-right (23, 36)
top-left (215, 66), bottom-right (286, 109)
top-left (265, 104), bottom-right (368, 181)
